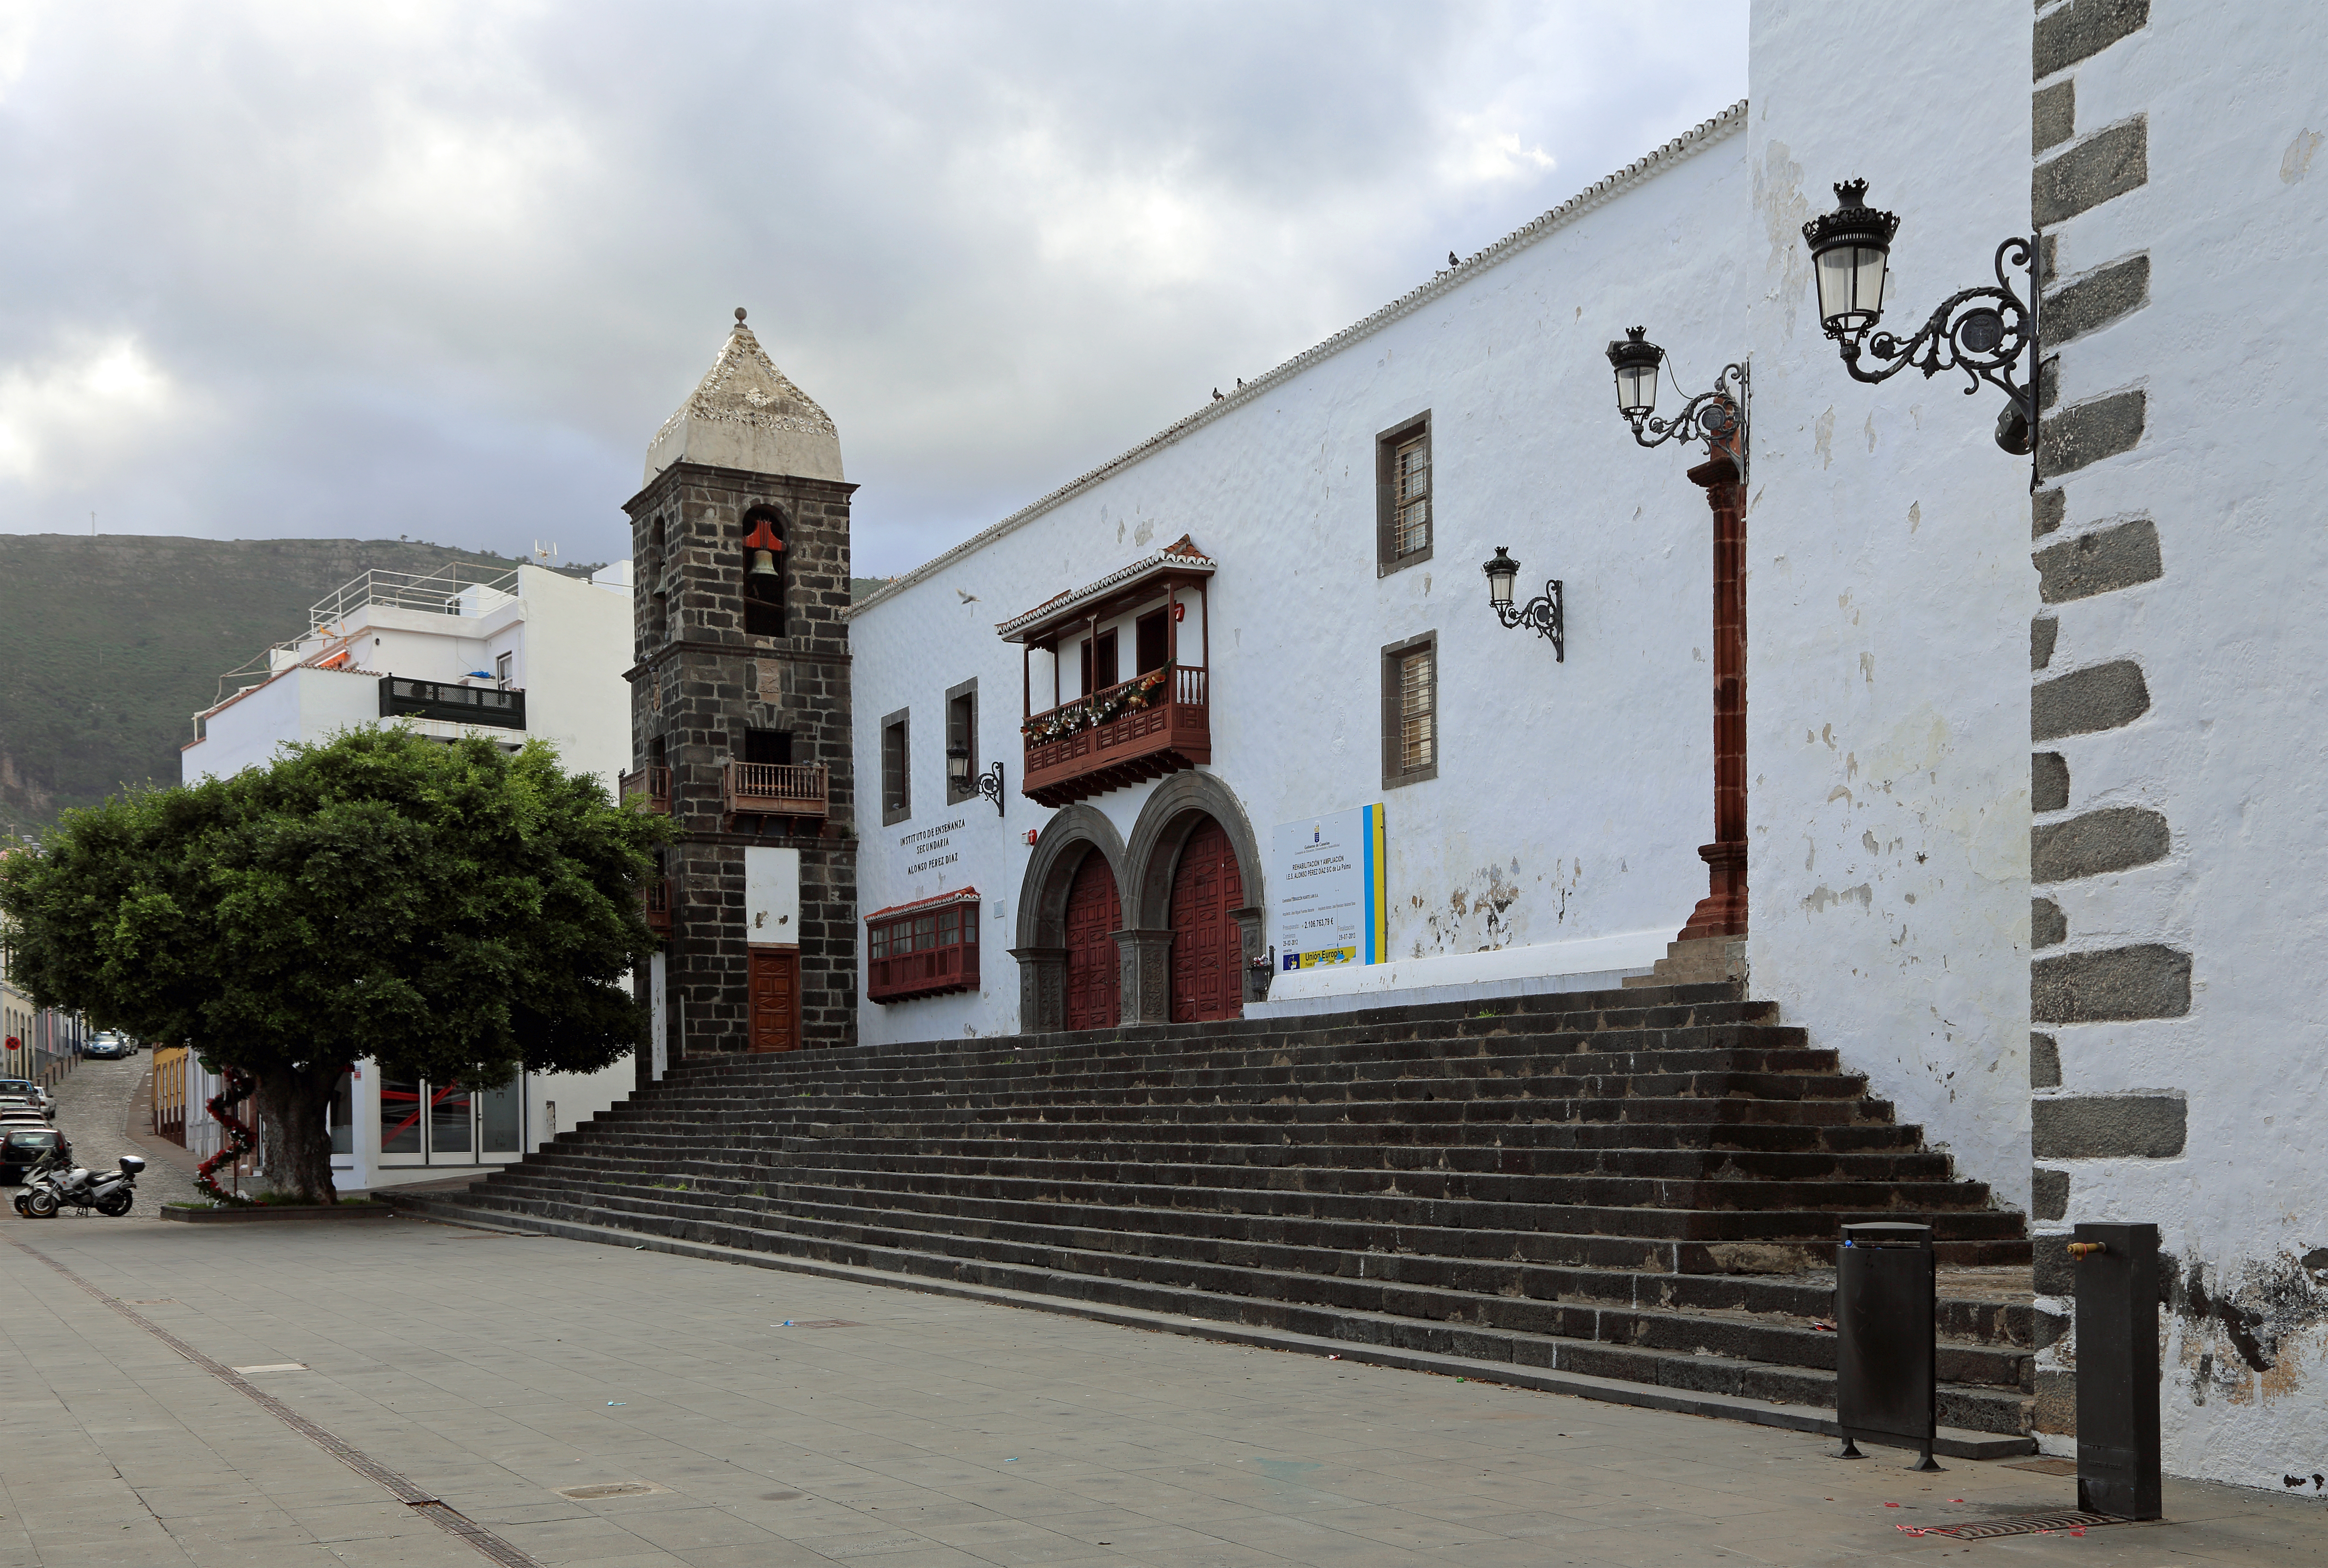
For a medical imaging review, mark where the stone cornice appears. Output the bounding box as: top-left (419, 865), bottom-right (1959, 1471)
top-left (625, 638), bottom-right (853, 681)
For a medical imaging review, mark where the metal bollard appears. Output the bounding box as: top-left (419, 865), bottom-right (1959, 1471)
top-left (1835, 1221), bottom-right (1940, 1470)
top-left (2071, 1222), bottom-right (2162, 1520)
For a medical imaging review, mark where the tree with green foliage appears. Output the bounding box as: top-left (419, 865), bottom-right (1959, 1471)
top-left (0, 728), bottom-right (671, 1203)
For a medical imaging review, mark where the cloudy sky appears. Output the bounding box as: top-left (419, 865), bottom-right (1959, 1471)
top-left (0, 2), bottom-right (1746, 578)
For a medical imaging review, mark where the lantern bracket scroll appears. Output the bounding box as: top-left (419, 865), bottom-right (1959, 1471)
top-left (1801, 181), bottom-right (2039, 460)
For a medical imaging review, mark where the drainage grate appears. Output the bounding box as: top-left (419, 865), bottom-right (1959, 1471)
top-left (784, 1319), bottom-right (863, 1328)
top-left (1900, 1509), bottom-right (2127, 1539)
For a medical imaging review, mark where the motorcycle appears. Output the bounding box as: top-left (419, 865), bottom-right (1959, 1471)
top-left (15, 1151), bottom-right (143, 1218)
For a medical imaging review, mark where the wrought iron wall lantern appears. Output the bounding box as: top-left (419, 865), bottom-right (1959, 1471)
top-left (1482, 547), bottom-right (1563, 662)
top-left (1606, 327), bottom-right (1749, 480)
top-left (948, 744), bottom-right (1006, 816)
top-left (1800, 180), bottom-right (2038, 457)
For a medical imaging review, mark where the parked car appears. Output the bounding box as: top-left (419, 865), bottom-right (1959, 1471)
top-left (0, 1126), bottom-right (64, 1183)
top-left (84, 1033), bottom-right (134, 1061)
top-left (0, 1078), bottom-right (50, 1114)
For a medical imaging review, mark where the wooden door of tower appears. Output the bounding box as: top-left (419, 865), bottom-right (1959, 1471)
top-left (1063, 852), bottom-right (1121, 1030)
top-left (1169, 817), bottom-right (1244, 1023)
top-left (749, 949), bottom-right (801, 1052)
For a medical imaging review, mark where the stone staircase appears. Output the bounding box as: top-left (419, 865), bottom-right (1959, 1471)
top-left (390, 982), bottom-right (2046, 1456)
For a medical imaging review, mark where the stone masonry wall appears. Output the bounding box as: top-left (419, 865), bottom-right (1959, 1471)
top-left (627, 463), bottom-right (860, 1061)
top-left (2025, 0), bottom-right (2175, 1443)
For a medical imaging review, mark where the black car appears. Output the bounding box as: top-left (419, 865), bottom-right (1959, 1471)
top-left (0, 1126), bottom-right (65, 1183)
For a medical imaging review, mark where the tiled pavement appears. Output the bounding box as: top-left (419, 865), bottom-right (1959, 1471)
top-left (0, 1212), bottom-right (2320, 1568)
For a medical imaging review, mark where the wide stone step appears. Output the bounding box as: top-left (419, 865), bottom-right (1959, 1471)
top-left (392, 1186), bottom-right (2032, 1440)
top-left (482, 1157), bottom-right (2021, 1250)
top-left (745, 1133), bottom-right (1957, 1183)
top-left (469, 1168), bottom-right (2043, 1350)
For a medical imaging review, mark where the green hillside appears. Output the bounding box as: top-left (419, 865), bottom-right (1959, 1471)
top-left (0, 533), bottom-right (898, 840)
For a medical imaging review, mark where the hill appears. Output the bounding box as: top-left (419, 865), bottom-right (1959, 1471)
top-left (0, 533), bottom-right (900, 839)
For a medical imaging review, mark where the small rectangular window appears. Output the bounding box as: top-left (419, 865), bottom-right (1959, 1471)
top-left (880, 708), bottom-right (911, 825)
top-left (1376, 414), bottom-right (1433, 575)
top-left (744, 728), bottom-right (792, 766)
top-left (494, 651), bottom-right (513, 685)
top-left (1381, 633), bottom-right (1439, 788)
top-left (945, 679), bottom-right (978, 805)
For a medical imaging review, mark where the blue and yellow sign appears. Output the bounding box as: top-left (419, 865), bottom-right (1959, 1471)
top-left (1273, 804), bottom-right (1387, 971)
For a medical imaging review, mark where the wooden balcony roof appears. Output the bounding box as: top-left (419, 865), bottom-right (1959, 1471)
top-left (996, 535), bottom-right (1215, 645)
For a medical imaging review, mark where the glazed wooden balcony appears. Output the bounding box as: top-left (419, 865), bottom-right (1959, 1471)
top-left (642, 876), bottom-right (672, 935)
top-left (619, 766), bottom-right (671, 814)
top-left (724, 761), bottom-right (829, 819)
top-left (1021, 665), bottom-right (1209, 808)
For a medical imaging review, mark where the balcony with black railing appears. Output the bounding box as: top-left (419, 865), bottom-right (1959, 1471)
top-left (378, 675), bottom-right (526, 731)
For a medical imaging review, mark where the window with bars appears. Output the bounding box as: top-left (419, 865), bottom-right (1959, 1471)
top-left (1381, 633), bottom-right (1438, 787)
top-left (1375, 414), bottom-right (1433, 574)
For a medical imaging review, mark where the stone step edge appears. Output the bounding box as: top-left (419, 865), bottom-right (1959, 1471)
top-left (383, 1193), bottom-right (2033, 1462)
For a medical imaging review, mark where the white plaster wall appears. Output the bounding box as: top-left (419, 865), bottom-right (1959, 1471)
top-left (745, 847), bottom-right (802, 946)
top-left (1746, 0), bottom-right (2036, 1209)
top-left (2029, 0), bottom-right (2328, 1489)
top-left (852, 122), bottom-right (1761, 1046)
top-left (508, 564), bottom-right (633, 793)
top-left (184, 666), bottom-right (381, 783)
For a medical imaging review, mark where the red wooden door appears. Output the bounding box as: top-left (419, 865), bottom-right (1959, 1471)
top-left (1063, 852), bottom-right (1121, 1030)
top-left (749, 949), bottom-right (801, 1052)
top-left (1169, 817), bottom-right (1244, 1022)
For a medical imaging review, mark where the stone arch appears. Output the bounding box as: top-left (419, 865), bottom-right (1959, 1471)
top-left (1011, 803), bottom-right (1128, 1033)
top-left (1121, 772), bottom-right (1269, 1023)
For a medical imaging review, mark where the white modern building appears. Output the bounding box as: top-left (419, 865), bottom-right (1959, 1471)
top-left (845, 0), bottom-right (2328, 1491)
top-left (181, 559), bottom-right (638, 1191)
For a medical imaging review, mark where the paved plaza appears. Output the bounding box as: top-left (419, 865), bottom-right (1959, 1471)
top-left (0, 1199), bottom-right (2321, 1568)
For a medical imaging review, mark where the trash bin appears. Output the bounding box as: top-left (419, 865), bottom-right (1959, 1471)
top-left (1835, 1220), bottom-right (1939, 1470)
top-left (2072, 1222), bottom-right (2162, 1520)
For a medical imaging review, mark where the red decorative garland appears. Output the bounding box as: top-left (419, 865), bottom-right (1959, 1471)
top-left (196, 1066), bottom-right (258, 1204)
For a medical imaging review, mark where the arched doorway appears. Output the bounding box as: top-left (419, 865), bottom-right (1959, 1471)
top-left (1168, 816), bottom-right (1244, 1022)
top-left (1063, 851), bottom-right (1121, 1030)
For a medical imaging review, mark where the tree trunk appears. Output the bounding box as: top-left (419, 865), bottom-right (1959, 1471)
top-left (255, 1064), bottom-right (340, 1204)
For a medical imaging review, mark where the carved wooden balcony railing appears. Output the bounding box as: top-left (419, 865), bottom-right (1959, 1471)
top-left (1021, 665), bottom-right (1209, 808)
top-left (724, 761), bottom-right (830, 818)
top-left (619, 765), bottom-right (671, 814)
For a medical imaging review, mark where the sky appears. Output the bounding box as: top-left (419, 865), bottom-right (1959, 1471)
top-left (0, 2), bottom-right (1748, 579)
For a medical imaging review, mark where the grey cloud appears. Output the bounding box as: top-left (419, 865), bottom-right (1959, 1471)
top-left (0, 0), bottom-right (1746, 576)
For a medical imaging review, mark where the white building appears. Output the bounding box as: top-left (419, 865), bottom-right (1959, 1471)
top-left (845, 0), bottom-right (2328, 1491)
top-left (181, 559), bottom-right (638, 1191)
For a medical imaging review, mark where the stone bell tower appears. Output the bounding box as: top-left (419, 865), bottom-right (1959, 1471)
top-left (625, 309), bottom-right (857, 1070)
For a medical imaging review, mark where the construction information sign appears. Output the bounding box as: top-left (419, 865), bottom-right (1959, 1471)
top-left (1273, 804), bottom-right (1386, 971)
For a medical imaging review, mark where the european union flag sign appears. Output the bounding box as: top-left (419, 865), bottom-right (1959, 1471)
top-left (1272, 805), bottom-right (1386, 972)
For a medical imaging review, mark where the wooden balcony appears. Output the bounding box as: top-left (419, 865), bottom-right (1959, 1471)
top-left (865, 892), bottom-right (980, 1004)
top-left (619, 765), bottom-right (671, 814)
top-left (1021, 665), bottom-right (1209, 808)
top-left (642, 876), bottom-right (672, 934)
top-left (724, 761), bottom-right (830, 819)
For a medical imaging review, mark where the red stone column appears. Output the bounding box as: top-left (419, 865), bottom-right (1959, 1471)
top-left (1676, 450), bottom-right (1747, 941)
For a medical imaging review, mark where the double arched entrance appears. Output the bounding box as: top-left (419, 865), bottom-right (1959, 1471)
top-left (1014, 773), bottom-right (1264, 1033)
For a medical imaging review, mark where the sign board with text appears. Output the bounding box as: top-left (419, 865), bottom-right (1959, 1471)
top-left (1273, 804), bottom-right (1386, 971)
